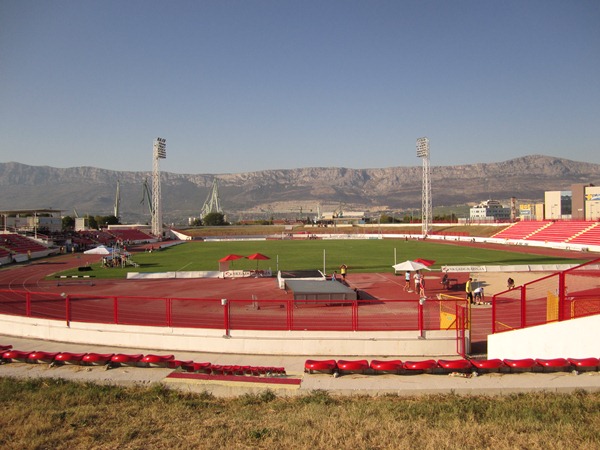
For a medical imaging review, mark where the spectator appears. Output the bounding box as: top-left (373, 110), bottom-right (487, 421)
top-left (466, 277), bottom-right (474, 304)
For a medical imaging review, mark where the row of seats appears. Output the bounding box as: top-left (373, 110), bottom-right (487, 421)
top-left (304, 357), bottom-right (600, 376)
top-left (0, 345), bottom-right (285, 377)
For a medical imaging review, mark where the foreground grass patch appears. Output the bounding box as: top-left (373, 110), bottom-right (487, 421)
top-left (1, 377), bottom-right (600, 449)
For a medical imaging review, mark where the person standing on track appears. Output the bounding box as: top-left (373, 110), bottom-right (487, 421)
top-left (340, 264), bottom-right (347, 281)
top-left (413, 271), bottom-right (422, 294)
top-left (404, 271), bottom-right (411, 291)
top-left (466, 277), bottom-right (474, 304)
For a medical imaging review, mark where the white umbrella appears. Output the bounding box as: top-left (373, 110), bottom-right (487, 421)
top-left (392, 260), bottom-right (432, 272)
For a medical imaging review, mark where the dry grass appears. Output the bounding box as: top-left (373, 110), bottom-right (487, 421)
top-left (1, 378), bottom-right (600, 449)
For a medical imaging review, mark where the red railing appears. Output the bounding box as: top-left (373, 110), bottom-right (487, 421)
top-left (0, 289), bottom-right (467, 336)
top-left (492, 258), bottom-right (600, 333)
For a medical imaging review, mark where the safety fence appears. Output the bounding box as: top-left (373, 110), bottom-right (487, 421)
top-left (0, 289), bottom-right (467, 337)
top-left (492, 258), bottom-right (600, 333)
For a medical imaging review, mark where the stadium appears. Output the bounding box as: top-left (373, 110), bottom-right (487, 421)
top-left (1, 140), bottom-right (600, 389)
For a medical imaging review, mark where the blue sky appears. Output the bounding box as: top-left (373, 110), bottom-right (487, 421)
top-left (1, 1), bottom-right (598, 174)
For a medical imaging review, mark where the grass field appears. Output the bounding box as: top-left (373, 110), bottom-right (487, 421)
top-left (55, 239), bottom-right (587, 279)
top-left (2, 377), bottom-right (599, 449)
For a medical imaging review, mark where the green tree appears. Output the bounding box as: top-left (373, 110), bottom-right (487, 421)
top-left (87, 215), bottom-right (98, 230)
top-left (203, 212), bottom-right (227, 226)
top-left (62, 216), bottom-right (75, 230)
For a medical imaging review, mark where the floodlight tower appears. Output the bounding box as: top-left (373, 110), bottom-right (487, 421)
top-left (151, 137), bottom-right (166, 237)
top-left (416, 137), bottom-right (432, 236)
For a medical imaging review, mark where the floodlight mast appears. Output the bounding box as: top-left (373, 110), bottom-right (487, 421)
top-left (416, 137), bottom-right (432, 237)
top-left (151, 137), bottom-right (166, 237)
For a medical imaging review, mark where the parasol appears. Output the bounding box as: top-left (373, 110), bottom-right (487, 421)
top-left (392, 260), bottom-right (432, 272)
top-left (246, 252), bottom-right (270, 270)
top-left (219, 254), bottom-right (245, 262)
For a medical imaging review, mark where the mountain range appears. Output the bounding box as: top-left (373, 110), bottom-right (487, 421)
top-left (1, 155), bottom-right (599, 224)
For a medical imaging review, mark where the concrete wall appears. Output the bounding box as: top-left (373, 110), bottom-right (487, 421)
top-left (488, 314), bottom-right (600, 359)
top-left (0, 314), bottom-right (461, 357)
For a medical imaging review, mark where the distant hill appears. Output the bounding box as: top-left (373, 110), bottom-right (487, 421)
top-left (0, 155), bottom-right (599, 224)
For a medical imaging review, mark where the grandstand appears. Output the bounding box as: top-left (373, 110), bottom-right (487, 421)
top-left (492, 221), bottom-right (551, 240)
top-left (0, 233), bottom-right (53, 263)
top-left (493, 220), bottom-right (600, 245)
top-left (568, 223), bottom-right (600, 246)
top-left (525, 221), bottom-right (592, 243)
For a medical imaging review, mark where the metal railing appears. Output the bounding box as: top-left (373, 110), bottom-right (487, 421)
top-left (492, 258), bottom-right (600, 333)
top-left (0, 289), bottom-right (467, 337)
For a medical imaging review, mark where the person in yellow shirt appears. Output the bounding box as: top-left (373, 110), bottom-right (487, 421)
top-left (465, 277), bottom-right (474, 304)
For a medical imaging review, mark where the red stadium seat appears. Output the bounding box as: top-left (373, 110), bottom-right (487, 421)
top-left (470, 359), bottom-right (507, 373)
top-left (403, 360), bottom-right (437, 373)
top-left (140, 354), bottom-right (175, 368)
top-left (337, 359), bottom-right (369, 375)
top-left (437, 359), bottom-right (474, 373)
top-left (568, 357), bottom-right (600, 372)
top-left (82, 353), bottom-right (114, 366)
top-left (28, 351), bottom-right (60, 364)
top-left (503, 358), bottom-right (539, 372)
top-left (188, 362), bottom-right (211, 373)
top-left (535, 358), bottom-right (571, 372)
top-left (167, 359), bottom-right (194, 370)
top-left (2, 350), bottom-right (33, 363)
top-left (304, 359), bottom-right (338, 374)
top-left (370, 360), bottom-right (402, 374)
top-left (110, 354), bottom-right (144, 367)
top-left (54, 352), bottom-right (86, 365)
top-left (0, 345), bottom-right (13, 352)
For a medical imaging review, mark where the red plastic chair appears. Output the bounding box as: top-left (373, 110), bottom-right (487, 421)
top-left (403, 360), bottom-right (437, 373)
top-left (110, 354), bottom-right (144, 367)
top-left (210, 364), bottom-right (225, 375)
top-left (28, 351), bottom-right (60, 364)
top-left (167, 359), bottom-right (193, 370)
top-left (370, 359), bottom-right (402, 374)
top-left (304, 359), bottom-right (338, 374)
top-left (568, 357), bottom-right (600, 372)
top-left (140, 354), bottom-right (175, 368)
top-left (535, 358), bottom-right (570, 372)
top-left (54, 352), bottom-right (86, 365)
top-left (82, 353), bottom-right (114, 366)
top-left (337, 359), bottom-right (369, 375)
top-left (2, 350), bottom-right (32, 363)
top-left (503, 358), bottom-right (539, 372)
top-left (470, 359), bottom-right (506, 373)
top-left (0, 345), bottom-right (13, 352)
top-left (437, 359), bottom-right (474, 373)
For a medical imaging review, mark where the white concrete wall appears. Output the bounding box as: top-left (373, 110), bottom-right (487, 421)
top-left (0, 314), bottom-right (461, 357)
top-left (488, 314), bottom-right (600, 359)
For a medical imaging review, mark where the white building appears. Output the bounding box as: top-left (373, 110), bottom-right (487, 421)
top-left (469, 200), bottom-right (511, 222)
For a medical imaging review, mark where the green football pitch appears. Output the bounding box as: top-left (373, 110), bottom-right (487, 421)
top-left (56, 239), bottom-right (587, 279)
